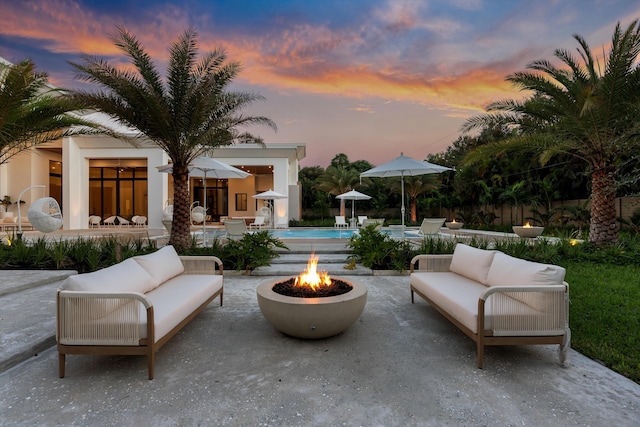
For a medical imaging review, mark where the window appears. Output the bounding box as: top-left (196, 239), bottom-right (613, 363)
top-left (235, 193), bottom-right (247, 211)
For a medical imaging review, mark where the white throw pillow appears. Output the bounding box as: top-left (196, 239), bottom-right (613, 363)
top-left (60, 257), bottom-right (156, 293)
top-left (448, 244), bottom-right (496, 285)
top-left (133, 245), bottom-right (185, 288)
top-left (486, 252), bottom-right (566, 288)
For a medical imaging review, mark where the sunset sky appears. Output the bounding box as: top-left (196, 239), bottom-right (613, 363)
top-left (0, 0), bottom-right (638, 167)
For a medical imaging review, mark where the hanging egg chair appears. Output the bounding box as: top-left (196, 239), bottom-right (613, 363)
top-left (191, 205), bottom-right (206, 225)
top-left (28, 197), bottom-right (63, 233)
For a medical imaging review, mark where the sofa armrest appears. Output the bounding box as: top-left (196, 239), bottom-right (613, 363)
top-left (410, 254), bottom-right (453, 273)
top-left (57, 290), bottom-right (153, 346)
top-left (477, 283), bottom-right (570, 337)
top-left (179, 255), bottom-right (223, 275)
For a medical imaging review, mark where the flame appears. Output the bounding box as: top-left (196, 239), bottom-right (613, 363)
top-left (294, 253), bottom-right (331, 292)
top-left (451, 218), bottom-right (457, 223)
top-left (523, 222), bottom-right (532, 227)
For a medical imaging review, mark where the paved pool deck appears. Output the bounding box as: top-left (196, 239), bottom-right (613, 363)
top-left (1, 267), bottom-right (639, 426)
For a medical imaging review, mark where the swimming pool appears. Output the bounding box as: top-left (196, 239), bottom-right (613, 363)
top-left (199, 227), bottom-right (369, 239)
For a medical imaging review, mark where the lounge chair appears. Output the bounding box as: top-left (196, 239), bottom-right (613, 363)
top-left (88, 215), bottom-right (101, 228)
top-left (224, 219), bottom-right (249, 240)
top-left (357, 215), bottom-right (368, 227)
top-left (249, 215), bottom-right (267, 230)
top-left (406, 218), bottom-right (446, 237)
top-left (116, 216), bottom-right (130, 227)
top-left (133, 215), bottom-right (147, 227)
top-left (334, 216), bottom-right (348, 228)
top-left (103, 216), bottom-right (117, 227)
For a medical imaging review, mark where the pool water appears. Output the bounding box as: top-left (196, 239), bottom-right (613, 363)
top-left (199, 227), bottom-right (378, 239)
top-left (269, 228), bottom-right (361, 239)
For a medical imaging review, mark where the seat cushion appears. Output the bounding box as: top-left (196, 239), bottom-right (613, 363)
top-left (411, 271), bottom-right (544, 334)
top-left (142, 274), bottom-right (223, 341)
top-left (448, 244), bottom-right (496, 285)
top-left (133, 245), bottom-right (185, 290)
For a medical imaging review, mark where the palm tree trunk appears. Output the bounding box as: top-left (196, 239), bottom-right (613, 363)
top-left (169, 166), bottom-right (192, 250)
top-left (410, 198), bottom-right (417, 223)
top-left (589, 166), bottom-right (618, 245)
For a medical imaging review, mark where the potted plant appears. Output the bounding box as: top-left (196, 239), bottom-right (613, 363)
top-left (1, 196), bottom-right (13, 218)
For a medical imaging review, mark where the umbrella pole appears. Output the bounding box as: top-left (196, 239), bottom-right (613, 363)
top-left (401, 173), bottom-right (406, 238)
top-left (202, 172), bottom-right (207, 247)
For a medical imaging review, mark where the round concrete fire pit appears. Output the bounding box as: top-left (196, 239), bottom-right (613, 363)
top-left (256, 277), bottom-right (367, 339)
top-left (512, 225), bottom-right (544, 238)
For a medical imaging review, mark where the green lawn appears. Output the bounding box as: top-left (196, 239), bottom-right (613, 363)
top-left (563, 261), bottom-right (640, 383)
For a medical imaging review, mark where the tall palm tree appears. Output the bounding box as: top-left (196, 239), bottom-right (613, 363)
top-left (69, 27), bottom-right (276, 249)
top-left (0, 59), bottom-right (103, 165)
top-left (317, 166), bottom-right (360, 216)
top-left (462, 21), bottom-right (640, 245)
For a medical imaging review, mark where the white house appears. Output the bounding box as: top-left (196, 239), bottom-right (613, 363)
top-left (0, 112), bottom-right (305, 230)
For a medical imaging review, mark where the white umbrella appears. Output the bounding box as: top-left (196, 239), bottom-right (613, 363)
top-left (252, 189), bottom-right (287, 228)
top-left (360, 152), bottom-right (451, 231)
top-left (336, 190), bottom-right (372, 221)
top-left (157, 157), bottom-right (251, 244)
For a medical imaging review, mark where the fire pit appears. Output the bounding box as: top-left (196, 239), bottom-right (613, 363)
top-left (256, 254), bottom-right (367, 339)
top-left (513, 222), bottom-right (544, 238)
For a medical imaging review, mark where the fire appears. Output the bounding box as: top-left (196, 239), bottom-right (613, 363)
top-left (294, 253), bottom-right (332, 292)
top-left (523, 222), bottom-right (532, 227)
top-left (451, 218), bottom-right (457, 223)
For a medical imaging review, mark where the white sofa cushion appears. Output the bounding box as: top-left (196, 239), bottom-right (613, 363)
top-left (61, 257), bottom-right (155, 293)
top-left (411, 272), bottom-right (545, 334)
top-left (133, 245), bottom-right (185, 290)
top-left (486, 252), bottom-right (566, 287)
top-left (448, 244), bottom-right (495, 285)
top-left (142, 274), bottom-right (224, 341)
top-left (486, 252), bottom-right (566, 312)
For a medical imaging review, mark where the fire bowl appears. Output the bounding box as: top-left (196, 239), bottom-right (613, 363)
top-left (512, 225), bottom-right (544, 238)
top-left (445, 221), bottom-right (464, 230)
top-left (256, 277), bottom-right (367, 339)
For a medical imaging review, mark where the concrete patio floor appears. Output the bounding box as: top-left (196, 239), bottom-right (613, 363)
top-left (1, 270), bottom-right (639, 426)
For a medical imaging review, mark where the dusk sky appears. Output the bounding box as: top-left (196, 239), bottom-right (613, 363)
top-left (1, 0), bottom-right (638, 167)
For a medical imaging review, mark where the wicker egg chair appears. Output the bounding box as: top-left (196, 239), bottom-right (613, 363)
top-left (28, 197), bottom-right (63, 233)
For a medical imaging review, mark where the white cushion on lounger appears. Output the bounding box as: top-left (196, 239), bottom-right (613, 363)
top-left (486, 252), bottom-right (566, 288)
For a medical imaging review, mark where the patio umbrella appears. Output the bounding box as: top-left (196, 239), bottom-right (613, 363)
top-left (157, 157), bottom-right (251, 244)
top-left (253, 189), bottom-right (287, 228)
top-left (360, 153), bottom-right (451, 231)
top-left (336, 190), bottom-right (372, 222)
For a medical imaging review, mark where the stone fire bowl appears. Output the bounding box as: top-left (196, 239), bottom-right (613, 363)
top-left (256, 277), bottom-right (368, 339)
top-left (445, 221), bottom-right (464, 230)
top-left (512, 225), bottom-right (544, 238)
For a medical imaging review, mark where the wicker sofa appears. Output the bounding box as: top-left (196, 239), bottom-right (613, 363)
top-left (56, 245), bottom-right (223, 379)
top-left (410, 243), bottom-right (570, 369)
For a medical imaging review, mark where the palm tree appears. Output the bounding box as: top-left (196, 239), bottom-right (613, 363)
top-left (389, 175), bottom-right (440, 223)
top-left (317, 166), bottom-right (360, 216)
top-left (463, 21), bottom-right (640, 245)
top-left (0, 59), bottom-right (103, 165)
top-left (69, 27), bottom-right (276, 249)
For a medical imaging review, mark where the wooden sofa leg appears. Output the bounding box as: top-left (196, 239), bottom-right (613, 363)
top-left (148, 352), bottom-right (155, 380)
top-left (59, 352), bottom-right (66, 378)
top-left (220, 292), bottom-right (223, 306)
top-left (410, 289), bottom-right (414, 304)
top-left (477, 342), bottom-right (484, 369)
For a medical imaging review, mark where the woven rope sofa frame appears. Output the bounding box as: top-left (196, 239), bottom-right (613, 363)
top-left (56, 255), bottom-right (223, 380)
top-left (410, 254), bottom-right (569, 369)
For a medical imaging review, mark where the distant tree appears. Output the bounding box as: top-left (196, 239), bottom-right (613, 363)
top-left (463, 21), bottom-right (640, 245)
top-left (389, 175), bottom-right (440, 223)
top-left (0, 59), bottom-right (104, 165)
top-left (70, 27), bottom-right (275, 249)
top-left (317, 166), bottom-right (359, 216)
